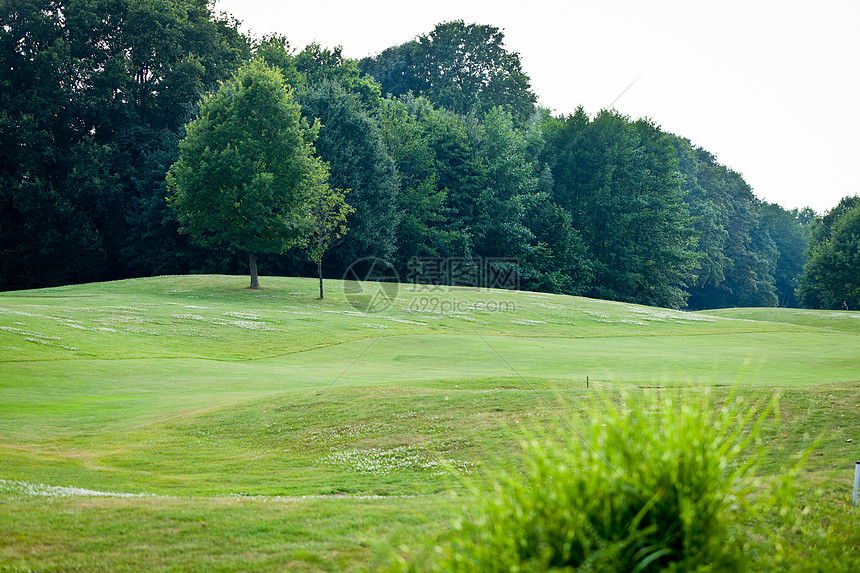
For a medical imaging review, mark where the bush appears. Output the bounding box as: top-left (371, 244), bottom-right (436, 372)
top-left (392, 389), bottom-right (795, 572)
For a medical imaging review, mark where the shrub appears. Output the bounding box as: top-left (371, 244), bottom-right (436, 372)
top-left (392, 389), bottom-right (794, 572)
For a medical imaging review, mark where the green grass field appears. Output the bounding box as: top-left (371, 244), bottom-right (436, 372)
top-left (1, 275), bottom-right (859, 571)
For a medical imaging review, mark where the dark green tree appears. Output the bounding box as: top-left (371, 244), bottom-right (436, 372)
top-left (361, 21), bottom-right (536, 122)
top-left (759, 202), bottom-right (811, 307)
top-left (424, 106), bottom-right (489, 258)
top-left (297, 81), bottom-right (399, 268)
top-left (416, 21), bottom-right (536, 120)
top-left (542, 109), bottom-right (696, 308)
top-left (807, 195), bottom-right (859, 247)
top-left (669, 136), bottom-right (786, 309)
top-left (682, 146), bottom-right (778, 309)
top-left (359, 41), bottom-right (422, 99)
top-left (296, 42), bottom-right (381, 110)
top-left (0, 0), bottom-right (249, 290)
top-left (167, 60), bottom-right (326, 288)
top-left (376, 96), bottom-right (455, 272)
top-left (796, 197), bottom-right (860, 309)
top-left (474, 107), bottom-right (545, 262)
top-left (521, 198), bottom-right (593, 295)
top-left (670, 137), bottom-right (729, 299)
top-left (0, 0), bottom-right (116, 288)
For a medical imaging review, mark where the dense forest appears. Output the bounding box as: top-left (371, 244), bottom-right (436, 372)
top-left (1, 0), bottom-right (857, 309)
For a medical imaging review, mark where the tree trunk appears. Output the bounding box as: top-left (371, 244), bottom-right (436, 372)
top-left (318, 259), bottom-right (324, 299)
top-left (248, 252), bottom-right (259, 289)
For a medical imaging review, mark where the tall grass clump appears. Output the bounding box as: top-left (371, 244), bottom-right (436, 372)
top-left (393, 389), bottom-right (796, 572)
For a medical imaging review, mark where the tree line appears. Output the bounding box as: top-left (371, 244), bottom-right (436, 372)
top-left (1, 0), bottom-right (856, 309)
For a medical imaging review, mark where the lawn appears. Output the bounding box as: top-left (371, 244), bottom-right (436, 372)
top-left (1, 275), bottom-right (858, 571)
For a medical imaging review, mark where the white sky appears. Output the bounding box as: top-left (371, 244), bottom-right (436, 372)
top-left (215, 0), bottom-right (859, 213)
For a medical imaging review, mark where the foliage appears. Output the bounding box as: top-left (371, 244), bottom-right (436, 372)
top-left (0, 0), bottom-right (249, 290)
top-left (393, 389), bottom-right (797, 572)
top-left (423, 104), bottom-right (488, 257)
top-left (297, 81), bottom-right (400, 267)
top-left (806, 195), bottom-right (859, 247)
top-left (359, 40), bottom-right (422, 99)
top-left (543, 109), bottom-right (696, 308)
top-left (297, 42), bottom-right (382, 110)
top-left (361, 21), bottom-right (537, 122)
top-left (474, 107), bottom-right (543, 258)
top-left (521, 198), bottom-right (592, 294)
top-left (303, 177), bottom-right (354, 298)
top-left (375, 96), bottom-right (456, 272)
top-left (759, 203), bottom-right (812, 307)
top-left (252, 33), bottom-right (305, 89)
top-left (167, 59), bottom-right (326, 287)
top-left (672, 137), bottom-right (788, 309)
top-left (0, 10), bottom-right (824, 310)
top-left (796, 198), bottom-right (860, 309)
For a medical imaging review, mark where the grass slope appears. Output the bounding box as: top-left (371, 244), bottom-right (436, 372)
top-left (1, 275), bottom-right (859, 571)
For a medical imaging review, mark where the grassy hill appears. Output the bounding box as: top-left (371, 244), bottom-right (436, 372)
top-left (1, 276), bottom-right (859, 571)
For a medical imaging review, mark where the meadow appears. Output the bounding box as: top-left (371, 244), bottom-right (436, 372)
top-left (1, 275), bottom-right (858, 571)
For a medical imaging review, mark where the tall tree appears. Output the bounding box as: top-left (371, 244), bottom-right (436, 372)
top-left (521, 197), bottom-right (593, 295)
top-left (542, 109), bottom-right (696, 308)
top-left (297, 81), bottom-right (399, 268)
top-left (670, 136), bottom-right (729, 299)
top-left (359, 41), bottom-right (422, 99)
top-left (252, 34), bottom-right (305, 89)
top-left (361, 21), bottom-right (536, 122)
top-left (759, 202), bottom-right (811, 307)
top-left (807, 195), bottom-right (859, 247)
top-left (684, 146), bottom-right (778, 309)
top-left (167, 60), bottom-right (325, 288)
top-left (669, 136), bottom-right (785, 309)
top-left (425, 105), bottom-right (489, 258)
top-left (474, 107), bottom-right (545, 261)
top-left (796, 197), bottom-right (860, 309)
top-left (376, 96), bottom-right (455, 273)
top-left (0, 0), bottom-right (249, 290)
top-left (296, 42), bottom-right (381, 110)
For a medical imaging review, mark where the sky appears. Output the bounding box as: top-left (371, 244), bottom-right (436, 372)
top-left (215, 0), bottom-right (859, 213)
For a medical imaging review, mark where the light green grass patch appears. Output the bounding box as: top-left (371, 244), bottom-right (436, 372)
top-left (1, 276), bottom-right (859, 571)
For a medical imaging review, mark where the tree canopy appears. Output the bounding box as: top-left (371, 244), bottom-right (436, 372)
top-left (796, 198), bottom-right (860, 309)
top-left (167, 59), bottom-right (327, 287)
top-left (1, 9), bottom-right (826, 311)
top-left (0, 0), bottom-right (249, 290)
top-left (360, 21), bottom-right (537, 121)
top-left (542, 109), bottom-right (696, 307)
